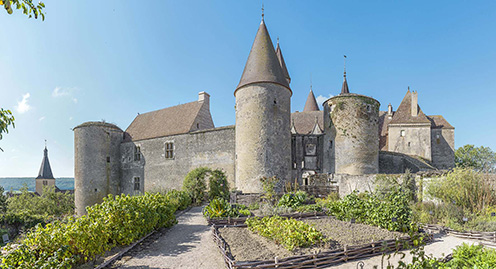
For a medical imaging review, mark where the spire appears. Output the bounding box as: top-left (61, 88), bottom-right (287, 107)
top-left (275, 38), bottom-right (291, 84)
top-left (341, 55), bottom-right (349, 94)
top-left (236, 18), bottom-right (290, 92)
top-left (36, 143), bottom-right (55, 179)
top-left (303, 89), bottom-right (320, 111)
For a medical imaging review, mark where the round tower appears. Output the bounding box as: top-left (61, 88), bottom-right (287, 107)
top-left (323, 72), bottom-right (380, 175)
top-left (74, 121), bottom-right (123, 215)
top-left (234, 18), bottom-right (292, 193)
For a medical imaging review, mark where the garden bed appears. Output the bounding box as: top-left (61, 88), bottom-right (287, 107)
top-left (214, 216), bottom-right (418, 268)
top-left (205, 211), bottom-right (327, 226)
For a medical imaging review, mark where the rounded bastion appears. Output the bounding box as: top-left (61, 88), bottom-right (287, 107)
top-left (74, 121), bottom-right (123, 215)
top-left (323, 93), bottom-right (380, 175)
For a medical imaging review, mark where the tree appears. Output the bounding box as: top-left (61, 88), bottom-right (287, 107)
top-left (0, 108), bottom-right (15, 152)
top-left (455, 144), bottom-right (496, 173)
top-left (1, 0), bottom-right (45, 20)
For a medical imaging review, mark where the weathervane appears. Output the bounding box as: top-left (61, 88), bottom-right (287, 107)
top-left (344, 55), bottom-right (347, 78)
top-left (261, 3), bottom-right (264, 19)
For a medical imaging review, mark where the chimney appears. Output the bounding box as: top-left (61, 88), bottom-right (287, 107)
top-left (387, 103), bottom-right (393, 117)
top-left (411, 91), bottom-right (418, 117)
top-left (198, 91), bottom-right (210, 107)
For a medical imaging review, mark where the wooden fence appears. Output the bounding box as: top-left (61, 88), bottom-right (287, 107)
top-left (423, 224), bottom-right (496, 246)
top-left (212, 226), bottom-right (431, 269)
top-left (212, 216), bottom-right (433, 269)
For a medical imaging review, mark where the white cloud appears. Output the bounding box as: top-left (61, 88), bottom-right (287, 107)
top-left (316, 94), bottom-right (334, 109)
top-left (39, 116), bottom-right (46, 121)
top-left (15, 93), bottom-right (31, 114)
top-left (52, 87), bottom-right (78, 103)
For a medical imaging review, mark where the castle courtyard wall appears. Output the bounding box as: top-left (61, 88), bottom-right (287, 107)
top-left (388, 124), bottom-right (432, 160)
top-left (120, 126), bottom-right (235, 194)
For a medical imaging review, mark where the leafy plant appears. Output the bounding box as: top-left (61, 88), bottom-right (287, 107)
top-left (203, 198), bottom-right (239, 219)
top-left (277, 191), bottom-right (308, 208)
top-left (7, 184), bottom-right (74, 217)
top-left (0, 0), bottom-right (45, 20)
top-left (208, 169), bottom-right (229, 201)
top-left (246, 216), bottom-right (326, 251)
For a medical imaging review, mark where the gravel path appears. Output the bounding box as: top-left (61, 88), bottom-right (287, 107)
top-left (330, 233), bottom-right (484, 268)
top-left (113, 206), bottom-right (225, 269)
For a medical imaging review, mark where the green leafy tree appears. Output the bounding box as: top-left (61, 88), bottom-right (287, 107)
top-left (1, 0), bottom-right (45, 20)
top-left (455, 144), bottom-right (496, 173)
top-left (0, 108), bottom-right (15, 152)
top-left (0, 186), bottom-right (8, 214)
top-left (7, 184), bottom-right (74, 216)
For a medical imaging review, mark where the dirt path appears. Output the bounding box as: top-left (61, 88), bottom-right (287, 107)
top-left (113, 206), bottom-right (225, 269)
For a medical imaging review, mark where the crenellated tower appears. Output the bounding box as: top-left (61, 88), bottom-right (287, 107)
top-left (234, 18), bottom-right (292, 193)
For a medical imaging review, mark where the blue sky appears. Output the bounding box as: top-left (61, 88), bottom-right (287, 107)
top-left (1, 1), bottom-right (495, 177)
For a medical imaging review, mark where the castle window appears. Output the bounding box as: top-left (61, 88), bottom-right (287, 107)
top-left (107, 156), bottom-right (111, 163)
top-left (400, 130), bottom-right (406, 137)
top-left (366, 104), bottom-right (372, 113)
top-left (436, 134), bottom-right (440, 144)
top-left (197, 123), bottom-right (199, 129)
top-left (293, 162), bottom-right (297, 169)
top-left (133, 177), bottom-right (140, 191)
top-left (43, 180), bottom-right (48, 186)
top-left (330, 140), bottom-right (333, 149)
top-left (408, 142), bottom-right (411, 147)
top-left (134, 146), bottom-right (141, 161)
top-left (165, 142), bottom-right (174, 159)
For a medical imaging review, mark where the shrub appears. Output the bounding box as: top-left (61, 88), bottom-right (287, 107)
top-left (295, 204), bottom-right (322, 213)
top-left (182, 167), bottom-right (211, 205)
top-left (1, 192), bottom-right (178, 268)
top-left (203, 198), bottom-right (239, 219)
top-left (375, 171), bottom-right (416, 202)
top-left (277, 191), bottom-right (308, 208)
top-left (326, 190), bottom-right (413, 232)
top-left (427, 168), bottom-right (496, 214)
top-left (7, 185), bottom-right (74, 217)
top-left (315, 192), bottom-right (340, 207)
top-left (208, 169), bottom-right (229, 201)
top-left (246, 216), bottom-right (326, 251)
top-left (165, 189), bottom-right (192, 211)
top-left (260, 176), bottom-right (278, 205)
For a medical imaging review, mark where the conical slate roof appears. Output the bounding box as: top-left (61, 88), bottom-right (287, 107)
top-left (275, 41), bottom-right (291, 84)
top-left (236, 19), bottom-right (291, 92)
top-left (341, 76), bottom-right (349, 94)
top-left (36, 146), bottom-right (55, 179)
top-left (303, 89), bottom-right (320, 111)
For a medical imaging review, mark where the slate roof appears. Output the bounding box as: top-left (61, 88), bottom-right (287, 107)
top-left (303, 90), bottom-right (319, 112)
top-left (389, 90), bottom-right (431, 125)
top-left (36, 147), bottom-right (55, 179)
top-left (125, 101), bottom-right (203, 141)
top-left (341, 76), bottom-right (349, 94)
top-left (427, 115), bottom-right (454, 129)
top-left (276, 42), bottom-right (291, 83)
top-left (236, 19), bottom-right (291, 92)
top-left (291, 111), bottom-right (324, 135)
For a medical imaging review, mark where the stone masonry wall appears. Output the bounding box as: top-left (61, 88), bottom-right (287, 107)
top-left (388, 124), bottom-right (432, 160)
top-left (120, 126), bottom-right (235, 194)
top-left (431, 128), bottom-right (455, 169)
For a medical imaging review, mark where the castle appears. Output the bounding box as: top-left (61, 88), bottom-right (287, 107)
top-left (73, 18), bottom-right (454, 215)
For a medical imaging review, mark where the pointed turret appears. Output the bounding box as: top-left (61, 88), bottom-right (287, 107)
top-left (276, 39), bottom-right (291, 84)
top-left (36, 146), bottom-right (54, 180)
top-left (35, 144), bottom-right (56, 195)
top-left (303, 89), bottom-right (320, 111)
top-left (235, 19), bottom-right (291, 93)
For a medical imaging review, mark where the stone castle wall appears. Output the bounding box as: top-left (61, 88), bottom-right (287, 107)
top-left (388, 124), bottom-right (432, 161)
top-left (120, 126), bottom-right (235, 194)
